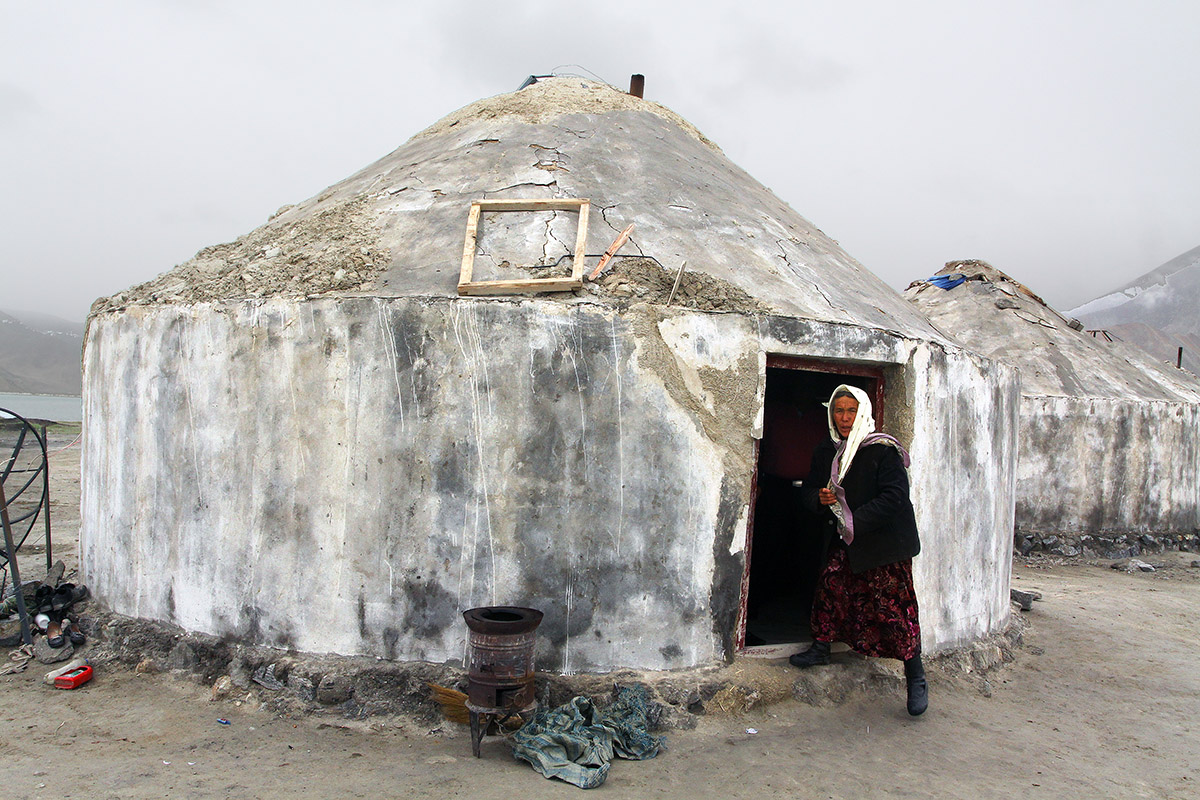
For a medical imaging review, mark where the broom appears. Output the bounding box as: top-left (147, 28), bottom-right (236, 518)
top-left (427, 682), bottom-right (470, 725)
top-left (427, 683), bottom-right (527, 730)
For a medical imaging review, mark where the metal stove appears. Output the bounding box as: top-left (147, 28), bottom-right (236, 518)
top-left (462, 605), bottom-right (543, 757)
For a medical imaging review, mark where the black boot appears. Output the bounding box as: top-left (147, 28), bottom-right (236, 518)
top-left (789, 640), bottom-right (831, 669)
top-left (904, 654), bottom-right (928, 716)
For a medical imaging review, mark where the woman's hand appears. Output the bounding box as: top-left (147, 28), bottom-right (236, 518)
top-left (818, 488), bottom-right (837, 506)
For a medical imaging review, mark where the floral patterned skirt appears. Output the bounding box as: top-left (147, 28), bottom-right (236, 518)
top-left (809, 546), bottom-right (921, 660)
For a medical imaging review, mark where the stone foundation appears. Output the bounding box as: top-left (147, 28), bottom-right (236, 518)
top-left (79, 607), bottom-right (1027, 730)
top-left (1015, 529), bottom-right (1200, 559)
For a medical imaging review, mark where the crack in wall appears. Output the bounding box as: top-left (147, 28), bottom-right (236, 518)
top-left (484, 180), bottom-right (559, 195)
top-left (598, 204), bottom-right (645, 257)
top-left (543, 211), bottom-right (572, 265)
top-left (776, 239), bottom-right (836, 311)
top-left (530, 143), bottom-right (569, 172)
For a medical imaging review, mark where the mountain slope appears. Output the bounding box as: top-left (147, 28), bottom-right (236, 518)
top-left (0, 309), bottom-right (84, 395)
top-left (1067, 245), bottom-right (1200, 375)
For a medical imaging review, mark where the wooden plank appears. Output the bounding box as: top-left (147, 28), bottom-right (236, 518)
top-left (459, 277), bottom-right (583, 296)
top-left (475, 198), bottom-right (587, 212)
top-left (458, 202), bottom-right (482, 290)
top-left (571, 201), bottom-right (590, 282)
top-left (456, 197), bottom-right (591, 296)
top-left (587, 222), bottom-right (634, 280)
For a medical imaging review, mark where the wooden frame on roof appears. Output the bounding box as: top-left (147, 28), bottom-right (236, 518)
top-left (457, 198), bottom-right (591, 296)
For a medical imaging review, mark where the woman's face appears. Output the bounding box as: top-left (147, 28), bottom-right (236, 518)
top-left (832, 396), bottom-right (860, 439)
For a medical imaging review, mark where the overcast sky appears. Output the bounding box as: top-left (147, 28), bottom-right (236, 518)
top-left (3, 1), bottom-right (1198, 322)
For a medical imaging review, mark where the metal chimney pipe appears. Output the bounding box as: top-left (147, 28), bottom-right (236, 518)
top-left (629, 74), bottom-right (645, 98)
top-left (1178, 347), bottom-right (1184, 368)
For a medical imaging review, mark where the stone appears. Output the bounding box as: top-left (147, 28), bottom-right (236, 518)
top-left (211, 675), bottom-right (234, 700)
top-left (252, 663), bottom-right (285, 690)
top-left (1010, 588), bottom-right (1041, 611)
top-left (228, 656), bottom-right (252, 689)
top-left (166, 641), bottom-right (198, 670)
top-left (1113, 558), bottom-right (1155, 573)
top-left (34, 636), bottom-right (74, 664)
top-left (316, 672), bottom-right (354, 705)
top-left (287, 672), bottom-right (316, 701)
top-left (135, 658), bottom-right (158, 674)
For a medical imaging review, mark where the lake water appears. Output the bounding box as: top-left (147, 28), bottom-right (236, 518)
top-left (0, 393), bottom-right (83, 422)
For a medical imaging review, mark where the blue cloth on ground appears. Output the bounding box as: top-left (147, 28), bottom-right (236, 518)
top-left (509, 685), bottom-right (665, 789)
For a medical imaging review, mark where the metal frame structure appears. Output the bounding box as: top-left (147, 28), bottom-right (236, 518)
top-left (1, 408), bottom-right (53, 646)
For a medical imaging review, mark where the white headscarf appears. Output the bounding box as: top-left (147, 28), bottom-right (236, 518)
top-left (826, 384), bottom-right (875, 482)
top-left (823, 384), bottom-right (911, 544)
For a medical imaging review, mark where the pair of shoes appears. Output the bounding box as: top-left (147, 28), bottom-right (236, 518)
top-left (904, 654), bottom-right (928, 716)
top-left (789, 640), bottom-right (831, 669)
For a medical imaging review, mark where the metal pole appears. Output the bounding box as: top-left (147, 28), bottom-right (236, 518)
top-left (1178, 347), bottom-right (1184, 369)
top-left (0, 477), bottom-right (34, 646)
top-left (40, 424), bottom-right (52, 570)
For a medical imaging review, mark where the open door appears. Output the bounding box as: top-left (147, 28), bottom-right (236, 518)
top-left (738, 356), bottom-right (884, 655)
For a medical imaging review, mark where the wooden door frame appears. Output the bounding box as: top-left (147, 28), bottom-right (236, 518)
top-left (735, 355), bottom-right (887, 653)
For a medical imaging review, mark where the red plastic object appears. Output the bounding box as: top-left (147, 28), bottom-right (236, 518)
top-left (54, 665), bottom-right (93, 689)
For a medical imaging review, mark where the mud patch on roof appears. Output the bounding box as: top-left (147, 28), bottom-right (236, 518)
top-left (583, 257), bottom-right (769, 314)
top-left (411, 78), bottom-right (718, 151)
top-left (91, 198), bottom-right (389, 315)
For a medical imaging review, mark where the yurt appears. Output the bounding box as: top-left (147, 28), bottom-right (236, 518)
top-left (906, 260), bottom-right (1200, 558)
top-left (82, 79), bottom-right (1019, 672)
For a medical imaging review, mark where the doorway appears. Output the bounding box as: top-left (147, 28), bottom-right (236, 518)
top-left (740, 357), bottom-right (883, 653)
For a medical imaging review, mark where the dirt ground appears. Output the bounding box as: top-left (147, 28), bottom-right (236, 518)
top-left (2, 431), bottom-right (1198, 799)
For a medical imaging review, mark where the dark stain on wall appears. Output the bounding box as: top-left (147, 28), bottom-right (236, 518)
top-left (399, 577), bottom-right (457, 640)
top-left (381, 626), bottom-right (400, 660)
top-left (356, 592), bottom-right (368, 639)
top-left (709, 475), bottom-right (747, 660)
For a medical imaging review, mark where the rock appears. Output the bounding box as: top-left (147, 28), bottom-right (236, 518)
top-left (167, 641), bottom-right (198, 670)
top-left (211, 675), bottom-right (234, 701)
top-left (1190, 560), bottom-right (1200, 569)
top-left (1112, 558), bottom-right (1155, 573)
top-left (34, 637), bottom-right (74, 664)
top-left (287, 672), bottom-right (316, 701)
top-left (316, 673), bottom-right (354, 705)
top-left (252, 663), bottom-right (285, 691)
top-left (1010, 588), bottom-right (1041, 611)
top-left (228, 656), bottom-right (252, 689)
top-left (135, 658), bottom-right (159, 674)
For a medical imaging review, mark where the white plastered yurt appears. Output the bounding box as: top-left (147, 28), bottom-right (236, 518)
top-left (82, 79), bottom-right (1019, 673)
top-left (906, 260), bottom-right (1200, 558)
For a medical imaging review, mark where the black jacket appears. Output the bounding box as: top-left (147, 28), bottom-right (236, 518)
top-left (799, 437), bottom-right (921, 573)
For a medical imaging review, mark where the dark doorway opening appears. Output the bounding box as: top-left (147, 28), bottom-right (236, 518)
top-left (740, 357), bottom-right (883, 652)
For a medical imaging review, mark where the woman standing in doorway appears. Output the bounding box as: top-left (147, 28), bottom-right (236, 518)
top-left (792, 384), bottom-right (927, 716)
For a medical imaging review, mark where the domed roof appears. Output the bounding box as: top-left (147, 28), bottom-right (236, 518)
top-left (906, 260), bottom-right (1200, 401)
top-left (93, 78), bottom-right (937, 338)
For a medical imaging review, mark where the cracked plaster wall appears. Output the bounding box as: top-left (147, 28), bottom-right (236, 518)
top-left (81, 297), bottom-right (1017, 670)
top-left (1016, 395), bottom-right (1200, 543)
